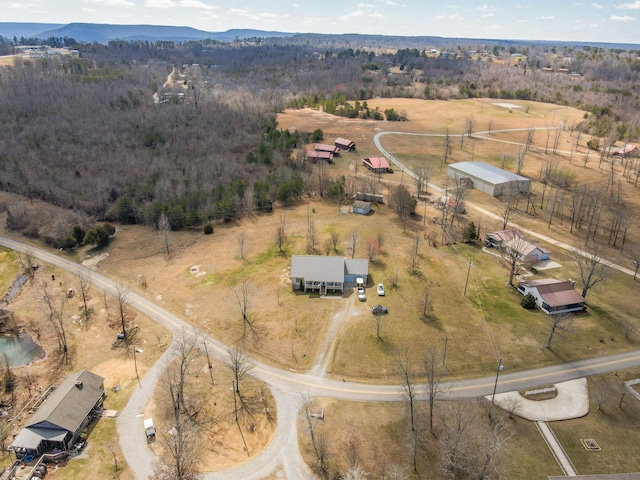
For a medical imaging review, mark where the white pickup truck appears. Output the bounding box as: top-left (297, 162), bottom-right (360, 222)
top-left (144, 418), bottom-right (156, 442)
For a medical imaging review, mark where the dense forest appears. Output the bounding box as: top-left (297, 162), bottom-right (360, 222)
top-left (0, 36), bottom-right (639, 247)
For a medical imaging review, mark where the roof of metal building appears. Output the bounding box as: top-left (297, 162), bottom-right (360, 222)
top-left (448, 162), bottom-right (529, 185)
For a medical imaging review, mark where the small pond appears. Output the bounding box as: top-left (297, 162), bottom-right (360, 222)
top-left (0, 333), bottom-right (44, 367)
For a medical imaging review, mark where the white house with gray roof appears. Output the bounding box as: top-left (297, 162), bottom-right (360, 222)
top-left (10, 370), bottom-right (105, 458)
top-left (447, 162), bottom-right (530, 197)
top-left (290, 255), bottom-right (368, 295)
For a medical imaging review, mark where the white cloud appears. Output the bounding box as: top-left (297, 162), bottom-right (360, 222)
top-left (592, 3), bottom-right (603, 8)
top-left (537, 15), bottom-right (555, 19)
top-left (481, 13), bottom-right (495, 17)
top-left (611, 14), bottom-right (636, 20)
top-left (383, 0), bottom-right (397, 5)
top-left (357, 3), bottom-right (375, 7)
top-left (180, 0), bottom-right (216, 9)
top-left (477, 4), bottom-right (489, 11)
top-left (86, 0), bottom-right (134, 5)
top-left (615, 0), bottom-right (640, 8)
top-left (144, 0), bottom-right (177, 7)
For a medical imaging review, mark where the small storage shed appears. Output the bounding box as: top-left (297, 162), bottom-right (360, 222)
top-left (447, 162), bottom-right (530, 197)
top-left (352, 200), bottom-right (372, 215)
top-left (335, 137), bottom-right (356, 151)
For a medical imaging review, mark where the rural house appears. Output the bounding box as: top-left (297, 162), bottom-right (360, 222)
top-left (486, 230), bottom-right (551, 264)
top-left (290, 255), bottom-right (368, 295)
top-left (352, 200), bottom-right (372, 215)
top-left (315, 143), bottom-right (340, 156)
top-left (517, 279), bottom-right (585, 314)
top-left (10, 370), bottom-right (105, 458)
top-left (306, 150), bottom-right (334, 163)
top-left (612, 144), bottom-right (638, 158)
top-left (447, 162), bottom-right (531, 197)
top-left (334, 137), bottom-right (356, 151)
top-left (362, 157), bottom-right (391, 173)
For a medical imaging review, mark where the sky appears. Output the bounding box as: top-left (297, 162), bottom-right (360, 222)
top-left (2, 0), bottom-right (640, 45)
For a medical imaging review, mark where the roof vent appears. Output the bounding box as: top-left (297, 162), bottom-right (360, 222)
top-left (75, 381), bottom-right (83, 389)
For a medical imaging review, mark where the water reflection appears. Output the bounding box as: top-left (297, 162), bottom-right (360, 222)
top-left (0, 333), bottom-right (44, 366)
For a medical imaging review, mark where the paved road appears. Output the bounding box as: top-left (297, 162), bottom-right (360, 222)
top-left (2, 228), bottom-right (640, 480)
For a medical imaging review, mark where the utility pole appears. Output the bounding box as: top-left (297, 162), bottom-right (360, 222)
top-left (204, 341), bottom-right (214, 388)
top-left (492, 358), bottom-right (503, 404)
top-left (463, 258), bottom-right (473, 296)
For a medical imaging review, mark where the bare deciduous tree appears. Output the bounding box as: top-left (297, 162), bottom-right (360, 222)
top-left (307, 218), bottom-right (318, 254)
top-left (408, 232), bottom-right (421, 275)
top-left (114, 281), bottom-right (130, 346)
top-left (18, 248), bottom-right (37, 284)
top-left (418, 283), bottom-right (434, 320)
top-left (347, 229), bottom-right (359, 259)
top-left (158, 212), bottom-right (172, 260)
top-left (42, 282), bottom-right (68, 363)
top-left (234, 281), bottom-right (257, 339)
top-left (423, 346), bottom-right (445, 434)
top-left (76, 269), bottom-right (93, 328)
top-left (574, 240), bottom-right (611, 298)
top-left (275, 213), bottom-right (287, 254)
top-left (301, 395), bottom-right (330, 479)
top-left (630, 244), bottom-right (640, 280)
top-left (499, 231), bottom-right (529, 287)
top-left (546, 312), bottom-right (573, 350)
top-left (329, 229), bottom-right (340, 254)
top-left (393, 350), bottom-right (418, 471)
top-left (237, 231), bottom-right (247, 260)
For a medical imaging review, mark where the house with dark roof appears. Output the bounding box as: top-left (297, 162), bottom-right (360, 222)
top-left (486, 230), bottom-right (551, 264)
top-left (334, 137), bottom-right (356, 151)
top-left (10, 370), bottom-right (105, 458)
top-left (315, 143), bottom-right (340, 156)
top-left (362, 157), bottom-right (391, 173)
top-left (290, 255), bottom-right (368, 295)
top-left (517, 279), bottom-right (585, 314)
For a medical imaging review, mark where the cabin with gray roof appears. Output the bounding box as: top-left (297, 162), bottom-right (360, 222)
top-left (9, 370), bottom-right (105, 458)
top-left (290, 255), bottom-right (368, 295)
top-left (447, 162), bottom-right (530, 197)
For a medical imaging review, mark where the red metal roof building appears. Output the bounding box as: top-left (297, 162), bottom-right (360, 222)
top-left (362, 157), bottom-right (390, 173)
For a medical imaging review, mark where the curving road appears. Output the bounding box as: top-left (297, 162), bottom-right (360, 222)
top-left (2, 217), bottom-right (640, 479)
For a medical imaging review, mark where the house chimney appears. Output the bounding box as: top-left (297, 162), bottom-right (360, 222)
top-left (75, 381), bottom-right (83, 389)
top-left (568, 278), bottom-right (575, 287)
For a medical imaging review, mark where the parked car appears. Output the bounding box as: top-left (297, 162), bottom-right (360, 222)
top-left (377, 283), bottom-right (385, 296)
top-left (371, 305), bottom-right (388, 315)
top-left (144, 418), bottom-right (156, 443)
top-left (357, 287), bottom-right (366, 301)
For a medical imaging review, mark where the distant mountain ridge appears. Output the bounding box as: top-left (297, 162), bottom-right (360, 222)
top-left (0, 22), bottom-right (295, 44)
top-left (0, 22), bottom-right (638, 50)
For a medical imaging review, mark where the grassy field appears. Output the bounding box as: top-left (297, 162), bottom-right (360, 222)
top-left (1, 95), bottom-right (639, 478)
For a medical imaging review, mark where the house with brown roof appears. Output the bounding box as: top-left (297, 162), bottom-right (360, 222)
top-left (517, 279), bottom-right (585, 314)
top-left (315, 143), bottom-right (340, 156)
top-left (306, 150), bottom-right (334, 163)
top-left (9, 370), bottom-right (105, 458)
top-left (362, 157), bottom-right (391, 173)
top-left (335, 137), bottom-right (356, 151)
